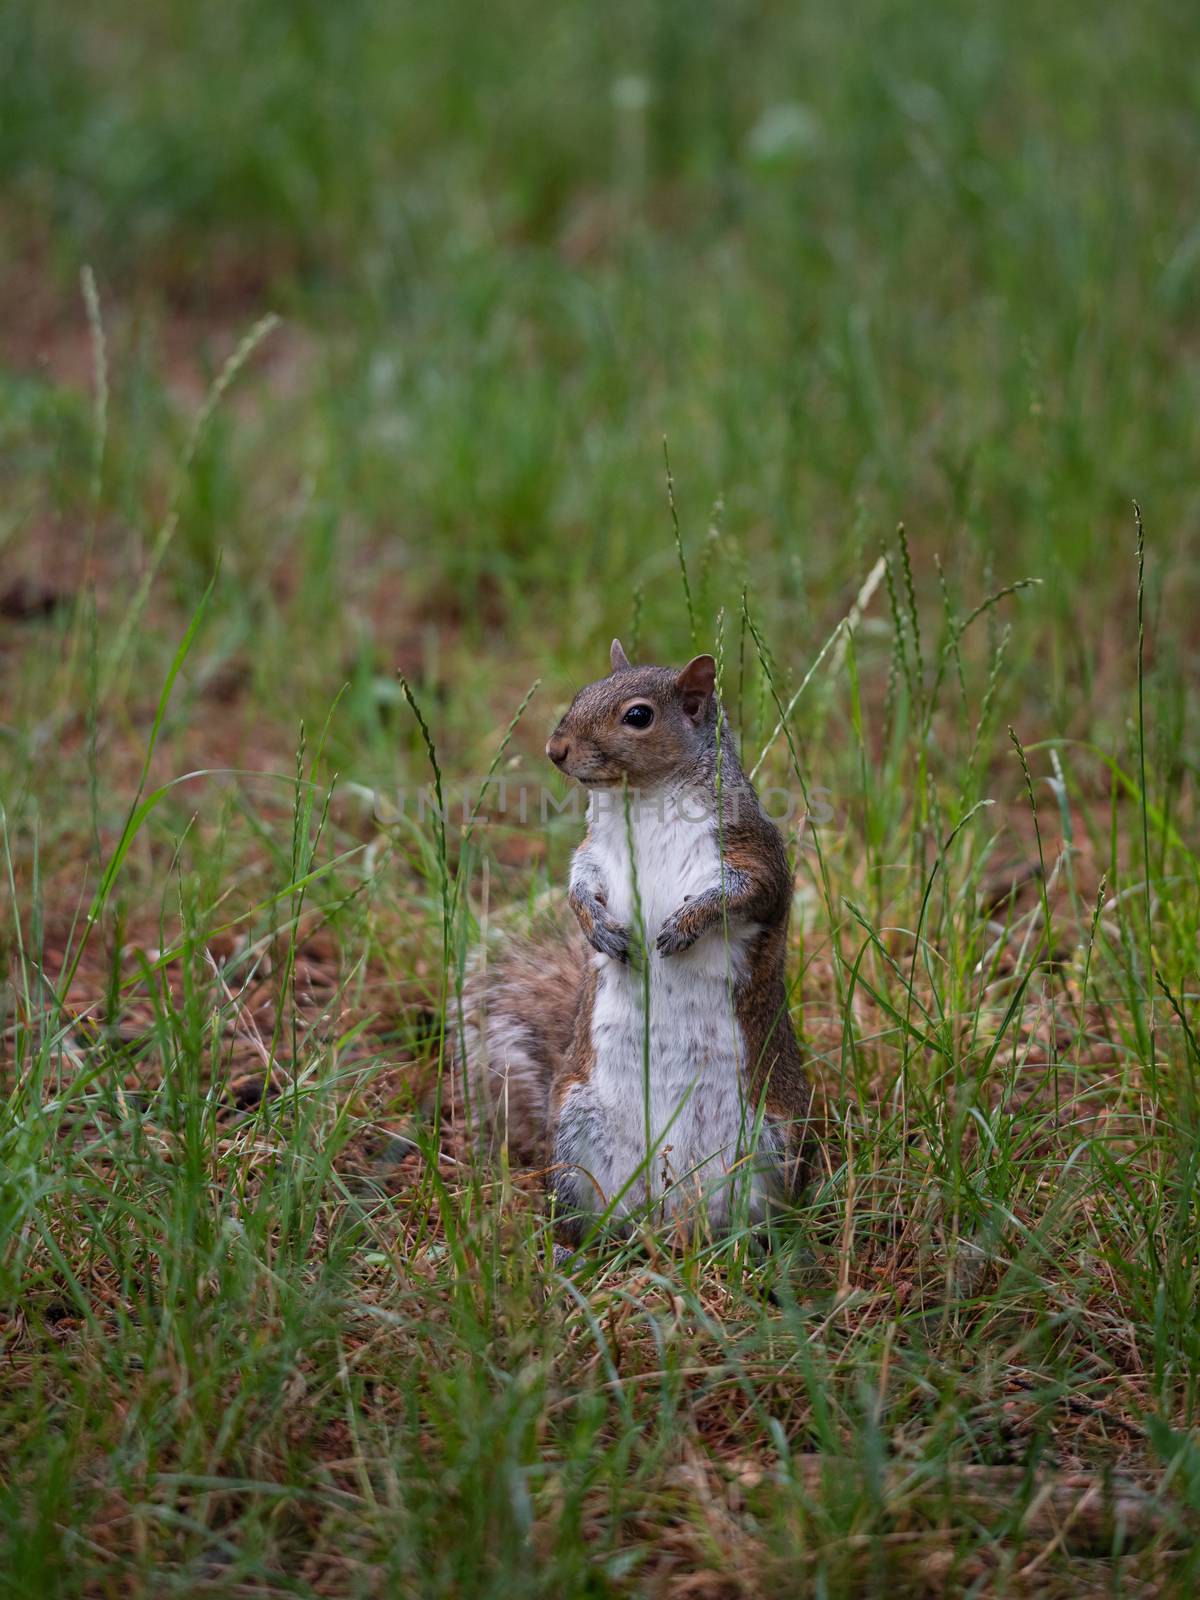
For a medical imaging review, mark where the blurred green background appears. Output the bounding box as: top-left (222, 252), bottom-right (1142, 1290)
top-left (5, 0), bottom-right (1198, 748)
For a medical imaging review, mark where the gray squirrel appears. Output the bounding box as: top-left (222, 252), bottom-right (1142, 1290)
top-left (452, 640), bottom-right (810, 1246)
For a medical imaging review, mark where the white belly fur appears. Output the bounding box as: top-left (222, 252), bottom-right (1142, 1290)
top-left (559, 788), bottom-right (771, 1227)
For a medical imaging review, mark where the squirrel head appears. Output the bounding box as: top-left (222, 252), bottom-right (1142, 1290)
top-left (545, 639), bottom-right (717, 788)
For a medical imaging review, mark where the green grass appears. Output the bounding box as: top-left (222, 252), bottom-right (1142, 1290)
top-left (3, 0), bottom-right (1200, 1592)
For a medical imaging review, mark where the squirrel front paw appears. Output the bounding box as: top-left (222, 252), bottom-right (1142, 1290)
top-left (588, 910), bottom-right (637, 963)
top-left (656, 906), bottom-right (702, 956)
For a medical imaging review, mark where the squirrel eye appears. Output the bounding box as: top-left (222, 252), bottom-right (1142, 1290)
top-left (621, 703), bottom-right (655, 730)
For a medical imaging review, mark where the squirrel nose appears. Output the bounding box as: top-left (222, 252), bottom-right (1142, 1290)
top-left (546, 736), bottom-right (570, 768)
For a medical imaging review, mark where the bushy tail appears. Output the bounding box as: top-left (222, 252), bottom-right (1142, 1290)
top-left (447, 912), bottom-right (588, 1166)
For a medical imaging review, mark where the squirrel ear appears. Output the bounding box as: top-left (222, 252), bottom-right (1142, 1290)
top-left (676, 654), bottom-right (716, 723)
top-left (610, 638), bottom-right (632, 674)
